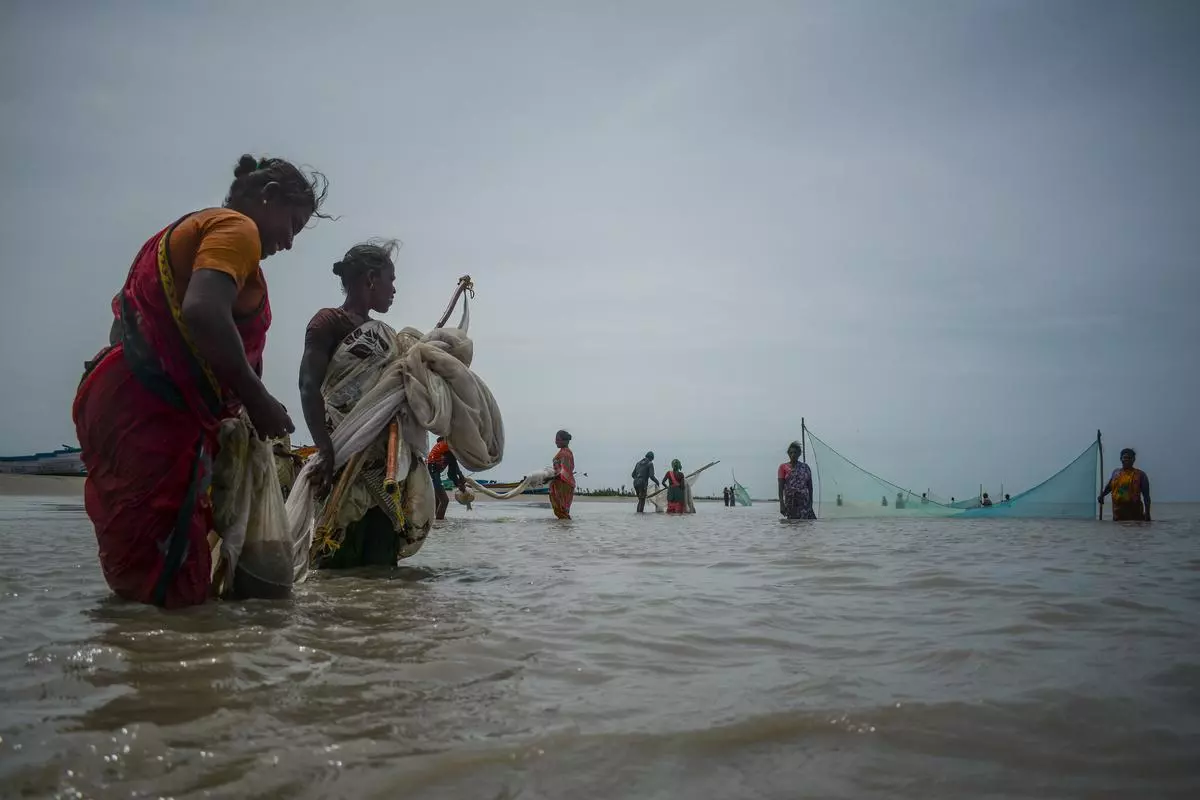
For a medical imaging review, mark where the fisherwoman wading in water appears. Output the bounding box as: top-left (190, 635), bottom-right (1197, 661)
top-left (549, 430), bottom-right (575, 520)
top-left (298, 240), bottom-right (430, 568)
top-left (1099, 448), bottom-right (1152, 522)
top-left (778, 440), bottom-right (816, 519)
top-left (73, 154), bottom-right (329, 608)
top-left (662, 459), bottom-right (688, 514)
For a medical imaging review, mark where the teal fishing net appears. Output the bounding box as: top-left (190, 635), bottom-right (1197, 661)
top-left (803, 428), bottom-right (1100, 520)
top-left (959, 440), bottom-right (1101, 520)
top-left (804, 430), bottom-right (957, 518)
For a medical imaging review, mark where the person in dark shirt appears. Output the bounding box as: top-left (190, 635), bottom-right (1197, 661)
top-left (631, 451), bottom-right (660, 513)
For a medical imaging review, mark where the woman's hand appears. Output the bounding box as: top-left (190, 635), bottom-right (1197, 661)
top-left (312, 443), bottom-right (336, 500)
top-left (244, 386), bottom-right (295, 440)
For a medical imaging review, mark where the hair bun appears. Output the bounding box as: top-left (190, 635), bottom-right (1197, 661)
top-left (234, 154), bottom-right (259, 179)
top-left (331, 261), bottom-right (345, 277)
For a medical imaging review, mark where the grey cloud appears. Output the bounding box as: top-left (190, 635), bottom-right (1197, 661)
top-left (1, 0), bottom-right (1196, 500)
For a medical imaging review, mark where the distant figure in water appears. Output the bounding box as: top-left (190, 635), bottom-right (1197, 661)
top-left (950, 496), bottom-right (956, 504)
top-left (895, 492), bottom-right (906, 510)
top-left (550, 430), bottom-right (575, 520)
top-left (428, 436), bottom-right (466, 521)
top-left (921, 492), bottom-right (928, 504)
top-left (1100, 448), bottom-right (1152, 521)
top-left (662, 460), bottom-right (688, 514)
top-left (981, 493), bottom-right (993, 507)
top-left (723, 487), bottom-right (731, 507)
top-left (778, 441), bottom-right (816, 519)
top-left (630, 451), bottom-right (659, 514)
top-left (1004, 494), bottom-right (1011, 503)
top-left (881, 495), bottom-right (888, 507)
top-left (836, 493), bottom-right (843, 507)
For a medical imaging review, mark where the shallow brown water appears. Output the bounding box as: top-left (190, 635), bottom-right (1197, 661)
top-left (1, 497), bottom-right (1199, 799)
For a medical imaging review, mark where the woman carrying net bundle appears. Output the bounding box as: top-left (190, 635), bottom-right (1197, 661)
top-left (298, 240), bottom-right (419, 568)
top-left (778, 441), bottom-right (816, 520)
top-left (72, 154), bottom-right (328, 607)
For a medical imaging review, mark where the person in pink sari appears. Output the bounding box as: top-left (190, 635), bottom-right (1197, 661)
top-left (549, 430), bottom-right (575, 519)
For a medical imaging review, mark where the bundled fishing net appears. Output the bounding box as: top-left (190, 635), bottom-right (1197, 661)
top-left (285, 290), bottom-right (505, 583)
top-left (454, 487), bottom-right (475, 509)
top-left (463, 467), bottom-right (556, 500)
top-left (210, 413), bottom-right (294, 598)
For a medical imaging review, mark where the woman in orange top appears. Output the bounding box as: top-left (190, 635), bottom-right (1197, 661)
top-left (73, 154), bottom-right (329, 608)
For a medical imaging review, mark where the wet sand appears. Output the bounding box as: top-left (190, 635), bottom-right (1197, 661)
top-left (0, 474), bottom-right (84, 497)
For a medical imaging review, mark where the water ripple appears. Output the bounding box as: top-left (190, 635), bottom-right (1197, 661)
top-left (1, 497), bottom-right (1198, 798)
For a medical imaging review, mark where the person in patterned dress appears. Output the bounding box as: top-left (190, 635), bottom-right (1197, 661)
top-left (777, 441), bottom-right (816, 520)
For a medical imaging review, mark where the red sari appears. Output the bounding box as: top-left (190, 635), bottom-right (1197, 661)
top-left (663, 470), bottom-right (687, 514)
top-left (72, 216), bottom-right (270, 608)
top-left (550, 447), bottom-right (575, 520)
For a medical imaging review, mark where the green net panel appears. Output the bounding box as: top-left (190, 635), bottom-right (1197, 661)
top-left (803, 428), bottom-right (1100, 520)
top-left (958, 440), bottom-right (1101, 519)
top-left (804, 430), bottom-right (958, 518)
top-left (732, 477), bottom-right (752, 507)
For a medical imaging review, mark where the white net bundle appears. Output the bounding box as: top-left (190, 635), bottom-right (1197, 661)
top-left (210, 412), bottom-right (293, 598)
top-left (463, 467), bottom-right (556, 500)
top-left (285, 298), bottom-right (505, 582)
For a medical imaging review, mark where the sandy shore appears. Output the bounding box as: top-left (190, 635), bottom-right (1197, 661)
top-left (0, 474), bottom-right (86, 497)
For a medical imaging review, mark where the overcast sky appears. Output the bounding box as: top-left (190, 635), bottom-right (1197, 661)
top-left (1, 0), bottom-right (1196, 500)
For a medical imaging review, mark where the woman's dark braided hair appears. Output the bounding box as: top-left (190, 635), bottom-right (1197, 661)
top-left (332, 238), bottom-right (401, 290)
top-left (226, 154), bottom-right (332, 219)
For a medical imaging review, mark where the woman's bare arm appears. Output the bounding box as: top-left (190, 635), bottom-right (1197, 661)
top-left (298, 345), bottom-right (333, 455)
top-left (181, 270), bottom-right (265, 403)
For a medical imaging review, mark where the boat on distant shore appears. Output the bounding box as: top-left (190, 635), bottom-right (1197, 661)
top-left (0, 446), bottom-right (86, 476)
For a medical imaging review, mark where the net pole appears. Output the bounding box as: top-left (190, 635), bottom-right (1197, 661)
top-left (1097, 429), bottom-right (1104, 521)
top-left (801, 417), bottom-right (806, 463)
